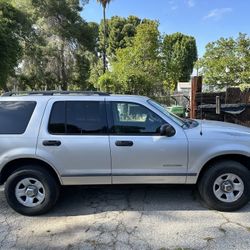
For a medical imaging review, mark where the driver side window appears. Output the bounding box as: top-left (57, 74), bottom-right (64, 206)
top-left (111, 102), bottom-right (165, 135)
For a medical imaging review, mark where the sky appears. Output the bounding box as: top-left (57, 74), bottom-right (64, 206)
top-left (81, 0), bottom-right (250, 57)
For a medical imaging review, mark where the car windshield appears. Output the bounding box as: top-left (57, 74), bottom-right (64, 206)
top-left (148, 99), bottom-right (187, 127)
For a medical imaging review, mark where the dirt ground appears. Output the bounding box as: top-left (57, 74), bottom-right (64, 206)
top-left (1, 184), bottom-right (250, 250)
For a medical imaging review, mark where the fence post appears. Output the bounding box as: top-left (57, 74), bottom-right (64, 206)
top-left (216, 96), bottom-right (221, 114)
top-left (190, 76), bottom-right (202, 119)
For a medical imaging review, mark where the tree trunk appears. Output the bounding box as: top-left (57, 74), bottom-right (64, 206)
top-left (60, 39), bottom-right (67, 91)
top-left (102, 6), bottom-right (107, 74)
top-left (2, 84), bottom-right (9, 93)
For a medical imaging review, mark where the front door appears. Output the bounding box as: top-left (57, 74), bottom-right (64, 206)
top-left (108, 101), bottom-right (188, 184)
top-left (37, 98), bottom-right (111, 185)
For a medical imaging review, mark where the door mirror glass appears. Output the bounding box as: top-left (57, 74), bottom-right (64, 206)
top-left (160, 124), bottom-right (176, 137)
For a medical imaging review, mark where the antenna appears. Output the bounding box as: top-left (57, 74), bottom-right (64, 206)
top-left (200, 88), bottom-right (203, 136)
top-left (197, 75), bottom-right (203, 136)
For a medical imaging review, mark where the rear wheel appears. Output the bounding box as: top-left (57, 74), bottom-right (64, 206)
top-left (5, 166), bottom-right (60, 216)
top-left (198, 160), bottom-right (250, 211)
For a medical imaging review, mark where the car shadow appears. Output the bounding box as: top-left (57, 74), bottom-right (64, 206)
top-left (1, 185), bottom-right (250, 217)
top-left (42, 184), bottom-right (250, 217)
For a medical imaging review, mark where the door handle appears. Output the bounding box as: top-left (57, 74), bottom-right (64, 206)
top-left (115, 141), bottom-right (134, 147)
top-left (43, 140), bottom-right (61, 146)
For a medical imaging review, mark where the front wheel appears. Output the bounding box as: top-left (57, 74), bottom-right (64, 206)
top-left (198, 160), bottom-right (250, 211)
top-left (5, 166), bottom-right (60, 216)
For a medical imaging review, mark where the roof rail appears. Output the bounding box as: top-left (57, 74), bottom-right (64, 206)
top-left (1, 91), bottom-right (110, 97)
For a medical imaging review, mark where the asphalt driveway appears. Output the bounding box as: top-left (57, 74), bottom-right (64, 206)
top-left (1, 184), bottom-right (250, 250)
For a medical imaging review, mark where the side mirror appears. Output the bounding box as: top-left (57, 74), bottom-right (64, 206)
top-left (160, 124), bottom-right (176, 137)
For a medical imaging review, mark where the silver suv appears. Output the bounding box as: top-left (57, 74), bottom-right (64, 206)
top-left (0, 91), bottom-right (250, 215)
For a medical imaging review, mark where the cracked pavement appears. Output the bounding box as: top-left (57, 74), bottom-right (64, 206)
top-left (1, 184), bottom-right (250, 250)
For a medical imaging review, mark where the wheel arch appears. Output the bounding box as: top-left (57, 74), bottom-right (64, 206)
top-left (0, 158), bottom-right (62, 185)
top-left (197, 154), bottom-right (250, 184)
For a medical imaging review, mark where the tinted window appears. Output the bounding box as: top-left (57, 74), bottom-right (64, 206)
top-left (48, 102), bottom-right (66, 134)
top-left (49, 101), bottom-right (107, 135)
top-left (0, 101), bottom-right (36, 134)
top-left (111, 102), bottom-right (165, 135)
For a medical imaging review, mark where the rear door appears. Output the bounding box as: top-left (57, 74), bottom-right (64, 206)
top-left (108, 100), bottom-right (188, 184)
top-left (37, 97), bottom-right (111, 185)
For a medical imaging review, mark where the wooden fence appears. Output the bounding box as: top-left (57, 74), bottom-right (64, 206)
top-left (190, 77), bottom-right (250, 127)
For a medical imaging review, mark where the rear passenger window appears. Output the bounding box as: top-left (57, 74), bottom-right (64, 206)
top-left (48, 102), bottom-right (66, 134)
top-left (48, 101), bottom-right (107, 135)
top-left (0, 101), bottom-right (36, 134)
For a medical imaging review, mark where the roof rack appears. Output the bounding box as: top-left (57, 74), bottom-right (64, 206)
top-left (1, 91), bottom-right (110, 97)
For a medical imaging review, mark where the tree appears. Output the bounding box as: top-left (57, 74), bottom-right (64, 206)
top-left (0, 0), bottom-right (32, 91)
top-left (105, 16), bottom-right (141, 58)
top-left (99, 21), bottom-right (163, 95)
top-left (199, 33), bottom-right (250, 89)
top-left (98, 16), bottom-right (157, 60)
top-left (97, 0), bottom-right (112, 74)
top-left (0, 0), bottom-right (99, 92)
top-left (21, 0), bottom-right (97, 90)
top-left (162, 32), bottom-right (197, 91)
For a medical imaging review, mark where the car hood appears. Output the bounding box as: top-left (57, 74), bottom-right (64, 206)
top-left (185, 119), bottom-right (250, 139)
top-left (198, 120), bottom-right (250, 133)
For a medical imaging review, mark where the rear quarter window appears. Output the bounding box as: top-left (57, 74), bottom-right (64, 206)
top-left (48, 101), bottom-right (108, 135)
top-left (0, 101), bottom-right (36, 134)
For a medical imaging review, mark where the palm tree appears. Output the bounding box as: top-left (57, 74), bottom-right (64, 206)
top-left (97, 0), bottom-right (112, 74)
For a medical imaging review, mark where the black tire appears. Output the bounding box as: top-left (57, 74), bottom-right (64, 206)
top-left (198, 160), bottom-right (250, 212)
top-left (5, 165), bottom-right (60, 216)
